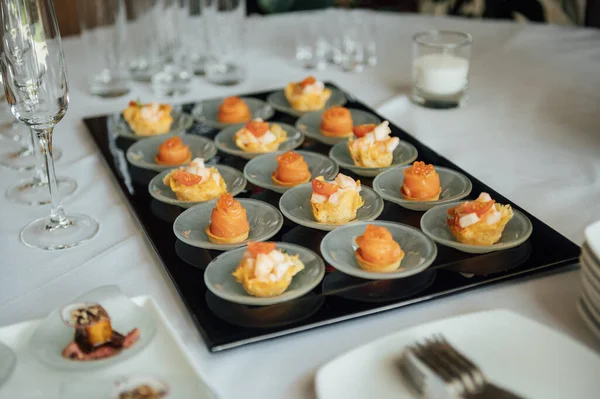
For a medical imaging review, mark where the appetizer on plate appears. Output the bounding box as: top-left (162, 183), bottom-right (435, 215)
top-left (234, 119), bottom-right (287, 153)
top-left (348, 121), bottom-right (400, 167)
top-left (447, 192), bottom-right (513, 246)
top-left (154, 136), bottom-right (192, 166)
top-left (271, 151), bottom-right (311, 187)
top-left (162, 158), bottom-right (227, 202)
top-left (401, 161), bottom-right (442, 201)
top-left (355, 224), bottom-right (405, 272)
top-left (321, 106), bottom-right (354, 138)
top-left (117, 385), bottom-right (166, 399)
top-left (232, 242), bottom-right (305, 297)
top-left (311, 173), bottom-right (364, 224)
top-left (122, 100), bottom-right (174, 137)
top-left (61, 303), bottom-right (140, 361)
top-left (217, 96), bottom-right (252, 124)
top-left (206, 194), bottom-right (250, 244)
top-left (284, 76), bottom-right (332, 111)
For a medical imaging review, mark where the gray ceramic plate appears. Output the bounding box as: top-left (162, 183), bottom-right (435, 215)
top-left (266, 86), bottom-right (347, 117)
top-left (191, 97), bottom-right (275, 128)
top-left (173, 199), bottom-right (284, 250)
top-left (279, 183), bottom-right (384, 231)
top-left (148, 165), bottom-right (247, 208)
top-left (295, 108), bottom-right (381, 146)
top-left (126, 134), bottom-right (217, 172)
top-left (113, 111), bottom-right (194, 140)
top-left (320, 221), bottom-right (437, 280)
top-left (373, 165), bottom-right (472, 211)
top-left (204, 242), bottom-right (326, 306)
top-left (329, 140), bottom-right (418, 177)
top-left (215, 123), bottom-right (304, 160)
top-left (420, 202), bottom-right (533, 254)
top-left (28, 285), bottom-right (157, 371)
top-left (243, 150), bottom-right (339, 194)
top-left (0, 341), bottom-right (16, 388)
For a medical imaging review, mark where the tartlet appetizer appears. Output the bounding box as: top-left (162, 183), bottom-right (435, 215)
top-left (355, 224), bottom-right (405, 272)
top-left (122, 100), bottom-right (174, 137)
top-left (320, 106), bottom-right (353, 138)
top-left (271, 151), bottom-right (311, 187)
top-left (234, 119), bottom-right (287, 153)
top-left (218, 96), bottom-right (252, 124)
top-left (206, 194), bottom-right (250, 244)
top-left (232, 242), bottom-right (305, 297)
top-left (162, 158), bottom-right (227, 202)
top-left (348, 121), bottom-right (400, 167)
top-left (284, 76), bottom-right (332, 111)
top-left (117, 384), bottom-right (167, 399)
top-left (401, 161), bottom-right (441, 201)
top-left (61, 303), bottom-right (140, 361)
top-left (154, 136), bottom-right (192, 166)
top-left (447, 192), bottom-right (513, 246)
top-left (310, 173), bottom-right (364, 224)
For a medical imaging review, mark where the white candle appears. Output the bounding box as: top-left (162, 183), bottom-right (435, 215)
top-left (413, 53), bottom-right (469, 96)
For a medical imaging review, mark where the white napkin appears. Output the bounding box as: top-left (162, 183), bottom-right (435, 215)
top-left (375, 95), bottom-right (411, 128)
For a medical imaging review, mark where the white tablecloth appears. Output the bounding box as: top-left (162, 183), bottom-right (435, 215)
top-left (1, 11), bottom-right (599, 398)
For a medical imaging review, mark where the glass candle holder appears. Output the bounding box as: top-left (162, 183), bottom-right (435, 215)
top-left (411, 31), bottom-right (472, 109)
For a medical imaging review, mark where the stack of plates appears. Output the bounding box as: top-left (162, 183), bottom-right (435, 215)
top-left (578, 220), bottom-right (600, 340)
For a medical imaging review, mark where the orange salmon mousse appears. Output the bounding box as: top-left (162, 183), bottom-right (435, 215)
top-left (320, 106), bottom-right (353, 137)
top-left (154, 136), bottom-right (192, 166)
top-left (272, 151), bottom-right (311, 186)
top-left (206, 194), bottom-right (250, 244)
top-left (217, 96), bottom-right (252, 124)
top-left (401, 161), bottom-right (441, 201)
top-left (355, 224), bottom-right (404, 272)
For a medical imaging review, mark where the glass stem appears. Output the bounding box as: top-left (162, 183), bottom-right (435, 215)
top-left (31, 128), bottom-right (47, 184)
top-left (36, 127), bottom-right (67, 226)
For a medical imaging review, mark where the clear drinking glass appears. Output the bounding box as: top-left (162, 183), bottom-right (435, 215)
top-left (412, 31), bottom-right (472, 109)
top-left (295, 13), bottom-right (328, 70)
top-left (124, 0), bottom-right (163, 81)
top-left (0, 0), bottom-right (99, 250)
top-left (186, 0), bottom-right (210, 75)
top-left (202, 0), bottom-right (246, 86)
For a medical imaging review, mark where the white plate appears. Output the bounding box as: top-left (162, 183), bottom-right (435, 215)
top-left (585, 220), bottom-right (600, 262)
top-left (316, 309), bottom-right (600, 399)
top-left (0, 341), bottom-right (16, 389)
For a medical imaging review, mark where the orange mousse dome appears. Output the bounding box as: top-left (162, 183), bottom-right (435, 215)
top-left (209, 194), bottom-right (250, 240)
top-left (155, 136), bottom-right (192, 166)
top-left (401, 161), bottom-right (441, 201)
top-left (272, 151), bottom-right (311, 186)
top-left (320, 107), bottom-right (353, 137)
top-left (355, 224), bottom-right (403, 266)
top-left (218, 96), bottom-right (252, 124)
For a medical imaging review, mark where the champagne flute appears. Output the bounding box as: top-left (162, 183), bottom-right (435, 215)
top-left (0, 0), bottom-right (99, 250)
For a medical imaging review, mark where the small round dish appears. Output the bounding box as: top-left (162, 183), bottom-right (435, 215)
top-left (173, 198), bottom-right (284, 250)
top-left (204, 242), bottom-right (326, 306)
top-left (295, 108), bottom-right (381, 146)
top-left (320, 221), bottom-right (437, 280)
top-left (191, 97), bottom-right (275, 128)
top-left (267, 86), bottom-right (347, 117)
top-left (126, 134), bottom-right (217, 172)
top-left (373, 165), bottom-right (472, 211)
top-left (113, 111), bottom-right (194, 140)
top-left (0, 341), bottom-right (16, 389)
top-left (113, 375), bottom-right (169, 399)
top-left (329, 140), bottom-right (418, 177)
top-left (148, 165), bottom-right (247, 209)
top-left (279, 183), bottom-right (384, 231)
top-left (420, 202), bottom-right (533, 254)
top-left (244, 150), bottom-right (339, 194)
top-left (215, 123), bottom-right (304, 160)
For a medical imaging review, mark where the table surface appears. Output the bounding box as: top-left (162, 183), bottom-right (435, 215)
top-left (1, 10), bottom-right (599, 399)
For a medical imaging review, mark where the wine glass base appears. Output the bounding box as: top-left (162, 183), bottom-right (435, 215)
top-left (0, 146), bottom-right (63, 171)
top-left (21, 213), bottom-right (99, 250)
top-left (6, 176), bottom-right (77, 205)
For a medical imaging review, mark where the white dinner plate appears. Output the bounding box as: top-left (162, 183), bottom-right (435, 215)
top-left (316, 309), bottom-right (600, 399)
top-left (585, 220), bottom-right (600, 262)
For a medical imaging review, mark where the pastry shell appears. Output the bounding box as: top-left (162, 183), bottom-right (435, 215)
top-left (205, 226), bottom-right (249, 244)
top-left (232, 255), bottom-right (304, 297)
top-left (284, 83), bottom-right (332, 111)
top-left (162, 168), bottom-right (227, 202)
top-left (311, 188), bottom-right (364, 224)
top-left (355, 248), bottom-right (405, 273)
top-left (449, 203), bottom-right (513, 246)
top-left (234, 124), bottom-right (287, 153)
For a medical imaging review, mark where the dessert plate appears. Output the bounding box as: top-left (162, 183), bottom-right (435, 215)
top-left (148, 164), bottom-right (246, 208)
top-left (28, 285), bottom-right (157, 371)
top-left (0, 341), bottom-right (16, 388)
top-left (329, 140), bottom-right (418, 177)
top-left (267, 86), bottom-right (347, 117)
top-left (173, 198), bottom-right (284, 250)
top-left (373, 165), bottom-right (472, 211)
top-left (420, 202), bottom-right (533, 254)
top-left (126, 134), bottom-right (217, 172)
top-left (243, 150), bottom-right (338, 194)
top-left (191, 97), bottom-right (274, 128)
top-left (295, 108), bottom-right (380, 146)
top-left (113, 111), bottom-right (194, 140)
top-left (204, 243), bottom-right (325, 306)
top-left (320, 221), bottom-right (437, 280)
top-left (279, 183), bottom-right (384, 231)
top-left (215, 123), bottom-right (304, 160)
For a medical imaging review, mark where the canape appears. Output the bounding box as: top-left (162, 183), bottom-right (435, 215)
top-left (271, 151), bottom-right (311, 187)
top-left (217, 96), bottom-right (252, 124)
top-left (205, 194), bottom-right (250, 244)
top-left (162, 158), bottom-right (227, 202)
top-left (284, 76), bottom-right (332, 111)
top-left (234, 119), bottom-right (287, 153)
top-left (447, 192), bottom-right (513, 246)
top-left (401, 161), bottom-right (442, 201)
top-left (122, 100), bottom-right (174, 137)
top-left (310, 173), bottom-right (364, 224)
top-left (320, 106), bottom-right (354, 138)
top-left (232, 242), bottom-right (305, 297)
top-left (354, 224), bottom-right (405, 272)
top-left (348, 121), bottom-right (400, 167)
top-left (154, 136), bottom-right (192, 166)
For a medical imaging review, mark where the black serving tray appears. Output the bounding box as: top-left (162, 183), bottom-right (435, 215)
top-left (84, 83), bottom-right (579, 352)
